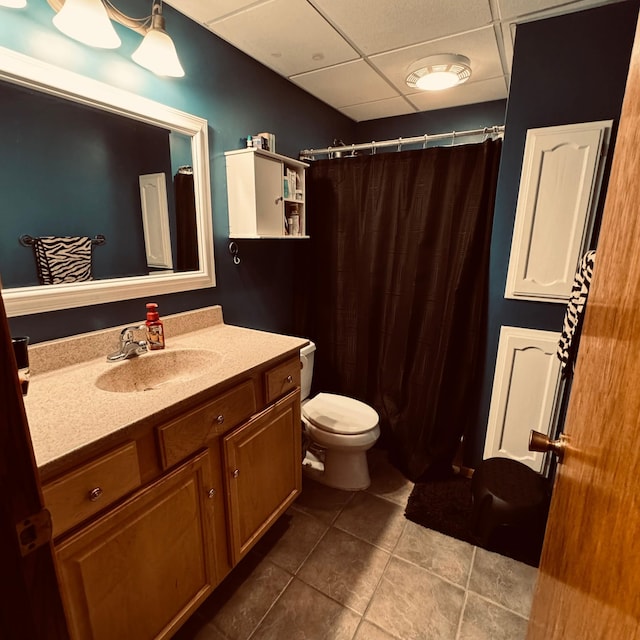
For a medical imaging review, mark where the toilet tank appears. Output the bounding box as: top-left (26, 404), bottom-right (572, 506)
top-left (300, 341), bottom-right (316, 401)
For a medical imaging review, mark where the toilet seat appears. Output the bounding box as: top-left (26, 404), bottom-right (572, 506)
top-left (302, 392), bottom-right (378, 435)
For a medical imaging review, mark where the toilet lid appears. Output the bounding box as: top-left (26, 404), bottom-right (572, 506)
top-left (302, 393), bottom-right (379, 435)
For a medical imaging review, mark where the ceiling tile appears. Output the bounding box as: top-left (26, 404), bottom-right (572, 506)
top-left (406, 76), bottom-right (508, 112)
top-left (311, 0), bottom-right (494, 55)
top-left (290, 60), bottom-right (400, 109)
top-left (166, 0), bottom-right (263, 25)
top-left (496, 0), bottom-right (618, 20)
top-left (207, 0), bottom-right (359, 77)
top-left (341, 97), bottom-right (417, 122)
top-left (168, 0), bottom-right (617, 120)
top-left (370, 27), bottom-right (504, 96)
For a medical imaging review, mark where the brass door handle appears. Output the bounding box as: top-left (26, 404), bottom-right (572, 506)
top-left (529, 430), bottom-right (567, 462)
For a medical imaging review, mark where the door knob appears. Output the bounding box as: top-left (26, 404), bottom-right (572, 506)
top-left (529, 430), bottom-right (566, 462)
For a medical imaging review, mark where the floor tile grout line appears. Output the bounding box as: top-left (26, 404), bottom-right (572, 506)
top-left (245, 573), bottom-right (295, 640)
top-left (356, 540), bottom-right (398, 638)
top-left (465, 590), bottom-right (532, 621)
top-left (455, 589), bottom-right (470, 640)
top-left (466, 546), bottom-right (477, 591)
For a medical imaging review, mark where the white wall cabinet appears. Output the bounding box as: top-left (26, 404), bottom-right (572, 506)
top-left (505, 120), bottom-right (612, 302)
top-left (225, 148), bottom-right (309, 239)
top-left (484, 326), bottom-right (563, 474)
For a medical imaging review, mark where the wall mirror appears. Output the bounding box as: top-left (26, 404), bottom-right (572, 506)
top-left (0, 46), bottom-right (215, 317)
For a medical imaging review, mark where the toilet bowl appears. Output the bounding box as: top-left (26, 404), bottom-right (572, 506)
top-left (300, 343), bottom-right (380, 490)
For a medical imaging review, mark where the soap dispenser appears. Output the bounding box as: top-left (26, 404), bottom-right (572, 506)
top-left (145, 302), bottom-right (165, 350)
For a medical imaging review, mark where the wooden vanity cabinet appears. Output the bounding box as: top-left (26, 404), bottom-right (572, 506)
top-left (224, 388), bottom-right (301, 564)
top-left (47, 351), bottom-right (303, 640)
top-left (55, 450), bottom-right (217, 640)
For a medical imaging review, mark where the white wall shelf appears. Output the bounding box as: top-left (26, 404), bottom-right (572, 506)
top-left (225, 148), bottom-right (309, 239)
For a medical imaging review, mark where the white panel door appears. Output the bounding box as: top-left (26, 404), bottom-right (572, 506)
top-left (139, 172), bottom-right (173, 270)
top-left (505, 120), bottom-right (612, 303)
top-left (484, 326), bottom-right (563, 473)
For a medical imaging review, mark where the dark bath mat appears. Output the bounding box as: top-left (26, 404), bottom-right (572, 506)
top-left (404, 473), bottom-right (544, 567)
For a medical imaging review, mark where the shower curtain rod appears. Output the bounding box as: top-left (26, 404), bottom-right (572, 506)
top-left (299, 125), bottom-right (505, 159)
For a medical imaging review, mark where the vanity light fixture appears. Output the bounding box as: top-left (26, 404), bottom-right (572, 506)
top-left (0, 0), bottom-right (27, 7)
top-left (47, 0), bottom-right (184, 77)
top-left (406, 54), bottom-right (471, 91)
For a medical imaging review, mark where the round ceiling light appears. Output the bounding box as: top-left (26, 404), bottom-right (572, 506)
top-left (406, 54), bottom-right (472, 91)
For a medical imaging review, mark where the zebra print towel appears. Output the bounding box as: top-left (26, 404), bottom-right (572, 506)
top-left (557, 249), bottom-right (596, 376)
top-left (33, 236), bottom-right (93, 285)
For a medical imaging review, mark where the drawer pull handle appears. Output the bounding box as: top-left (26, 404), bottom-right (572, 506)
top-left (207, 488), bottom-right (216, 499)
top-left (286, 375), bottom-right (293, 384)
top-left (232, 469), bottom-right (240, 478)
top-left (216, 415), bottom-right (224, 425)
top-left (88, 487), bottom-right (103, 502)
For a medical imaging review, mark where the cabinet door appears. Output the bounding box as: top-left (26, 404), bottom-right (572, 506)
top-left (505, 120), bottom-right (612, 302)
top-left (56, 451), bottom-right (218, 640)
top-left (224, 389), bottom-right (301, 564)
top-left (483, 326), bottom-right (563, 473)
top-left (254, 154), bottom-right (285, 236)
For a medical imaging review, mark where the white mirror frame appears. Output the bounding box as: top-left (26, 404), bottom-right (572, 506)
top-left (0, 46), bottom-right (215, 317)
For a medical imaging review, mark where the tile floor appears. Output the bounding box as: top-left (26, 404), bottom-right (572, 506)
top-left (174, 449), bottom-right (538, 640)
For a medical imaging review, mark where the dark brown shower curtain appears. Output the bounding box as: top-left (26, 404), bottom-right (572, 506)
top-left (298, 140), bottom-right (502, 481)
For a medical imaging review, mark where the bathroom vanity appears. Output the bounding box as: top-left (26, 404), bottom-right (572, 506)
top-left (24, 306), bottom-right (306, 640)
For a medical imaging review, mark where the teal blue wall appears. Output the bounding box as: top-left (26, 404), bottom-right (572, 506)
top-left (1, 81), bottom-right (173, 286)
top-left (2, 0), bottom-right (356, 340)
top-left (3, 0), bottom-right (637, 470)
top-left (466, 0), bottom-right (639, 466)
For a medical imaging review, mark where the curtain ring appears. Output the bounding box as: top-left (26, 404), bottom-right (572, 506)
top-left (371, 142), bottom-right (376, 155)
top-left (423, 134), bottom-right (428, 149)
top-left (397, 137), bottom-right (402, 152)
top-left (482, 127), bottom-right (489, 142)
top-left (451, 131), bottom-right (456, 147)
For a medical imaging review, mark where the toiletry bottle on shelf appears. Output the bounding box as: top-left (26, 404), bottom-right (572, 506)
top-left (145, 303), bottom-right (165, 350)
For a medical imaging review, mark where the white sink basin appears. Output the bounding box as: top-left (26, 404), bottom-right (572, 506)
top-left (95, 349), bottom-right (220, 393)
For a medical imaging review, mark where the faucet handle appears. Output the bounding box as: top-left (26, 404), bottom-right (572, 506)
top-left (120, 324), bottom-right (146, 342)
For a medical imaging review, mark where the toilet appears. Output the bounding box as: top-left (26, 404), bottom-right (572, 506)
top-left (300, 342), bottom-right (380, 490)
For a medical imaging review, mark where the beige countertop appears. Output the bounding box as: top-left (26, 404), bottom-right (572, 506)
top-left (24, 306), bottom-right (307, 478)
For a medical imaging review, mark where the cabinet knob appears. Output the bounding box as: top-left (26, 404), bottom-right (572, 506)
top-left (286, 375), bottom-right (293, 384)
top-left (88, 487), bottom-right (103, 502)
top-left (207, 488), bottom-right (216, 499)
top-left (216, 414), bottom-right (224, 425)
top-left (232, 469), bottom-right (240, 478)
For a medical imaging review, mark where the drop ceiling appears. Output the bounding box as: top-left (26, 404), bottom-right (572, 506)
top-left (166, 0), bottom-right (622, 122)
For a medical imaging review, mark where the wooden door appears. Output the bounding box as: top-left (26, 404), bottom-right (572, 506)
top-left (56, 450), bottom-right (217, 640)
top-left (527, 17), bottom-right (640, 640)
top-left (0, 285), bottom-right (69, 638)
top-left (224, 389), bottom-right (301, 564)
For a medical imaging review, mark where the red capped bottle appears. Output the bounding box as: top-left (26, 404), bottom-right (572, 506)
top-left (145, 302), bottom-right (165, 350)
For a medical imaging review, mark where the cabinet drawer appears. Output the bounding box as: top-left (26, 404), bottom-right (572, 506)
top-left (43, 442), bottom-right (141, 538)
top-left (158, 379), bottom-right (256, 469)
top-left (264, 357), bottom-right (300, 404)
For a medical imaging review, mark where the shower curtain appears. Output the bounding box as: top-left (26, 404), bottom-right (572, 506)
top-left (297, 139), bottom-right (502, 481)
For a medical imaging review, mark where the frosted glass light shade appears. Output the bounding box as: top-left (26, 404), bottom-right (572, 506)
top-left (53, 0), bottom-right (121, 49)
top-left (406, 54), bottom-right (471, 92)
top-left (0, 0), bottom-right (27, 8)
top-left (132, 28), bottom-right (184, 77)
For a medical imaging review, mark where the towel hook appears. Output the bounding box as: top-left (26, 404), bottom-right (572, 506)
top-left (228, 240), bottom-right (240, 265)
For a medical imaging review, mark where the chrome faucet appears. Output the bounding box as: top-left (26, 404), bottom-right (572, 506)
top-left (107, 325), bottom-right (148, 362)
